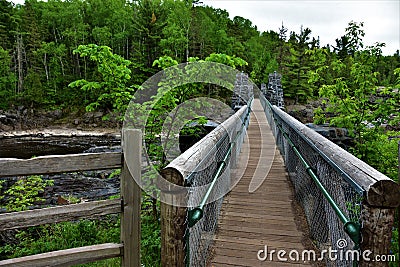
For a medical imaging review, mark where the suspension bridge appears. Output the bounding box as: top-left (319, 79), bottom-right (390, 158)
top-left (161, 72), bottom-right (400, 267)
top-left (0, 72), bottom-right (399, 267)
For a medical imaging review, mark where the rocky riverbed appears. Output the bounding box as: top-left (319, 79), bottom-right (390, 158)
top-left (0, 130), bottom-right (123, 211)
top-left (0, 106), bottom-right (121, 132)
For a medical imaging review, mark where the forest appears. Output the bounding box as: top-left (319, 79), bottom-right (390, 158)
top-left (0, 0), bottom-right (400, 265)
top-left (0, 0), bottom-right (398, 110)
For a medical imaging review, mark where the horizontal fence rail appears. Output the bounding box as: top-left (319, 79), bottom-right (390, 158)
top-left (0, 243), bottom-right (123, 267)
top-left (260, 93), bottom-right (400, 267)
top-left (0, 152), bottom-right (122, 178)
top-left (160, 102), bottom-right (252, 267)
top-left (0, 198), bottom-right (121, 230)
top-left (0, 129), bottom-right (141, 267)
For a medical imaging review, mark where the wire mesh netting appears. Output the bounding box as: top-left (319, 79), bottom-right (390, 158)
top-left (184, 104), bottom-right (251, 267)
top-left (260, 94), bottom-right (364, 266)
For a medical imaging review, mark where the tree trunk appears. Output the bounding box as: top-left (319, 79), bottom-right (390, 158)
top-left (16, 34), bottom-right (24, 94)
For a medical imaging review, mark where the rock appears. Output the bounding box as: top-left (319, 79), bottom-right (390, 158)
top-left (83, 112), bottom-right (94, 123)
top-left (84, 145), bottom-right (121, 154)
top-left (49, 109), bottom-right (63, 119)
top-left (4, 112), bottom-right (17, 120)
top-left (0, 123), bottom-right (13, 131)
top-left (17, 105), bottom-right (25, 112)
top-left (286, 104), bottom-right (314, 123)
top-left (74, 119), bottom-right (80, 125)
top-left (94, 112), bottom-right (104, 119)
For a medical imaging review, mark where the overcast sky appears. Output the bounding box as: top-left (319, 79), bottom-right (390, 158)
top-left (202, 0), bottom-right (399, 55)
top-left (11, 0), bottom-right (399, 55)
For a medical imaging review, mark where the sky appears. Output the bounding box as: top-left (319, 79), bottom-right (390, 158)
top-left (201, 0), bottom-right (400, 55)
top-left (10, 0), bottom-right (400, 55)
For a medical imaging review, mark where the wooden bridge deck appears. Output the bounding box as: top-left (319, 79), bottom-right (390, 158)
top-left (209, 99), bottom-right (311, 266)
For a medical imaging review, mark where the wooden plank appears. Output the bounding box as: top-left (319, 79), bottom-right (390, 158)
top-left (221, 207), bottom-right (298, 217)
top-left (210, 99), bottom-right (311, 266)
top-left (217, 225), bottom-right (302, 237)
top-left (0, 152), bottom-right (122, 178)
top-left (226, 198), bottom-right (293, 206)
top-left (0, 199), bottom-right (121, 230)
top-left (217, 230), bottom-right (302, 243)
top-left (213, 240), bottom-right (306, 252)
top-left (213, 236), bottom-right (305, 247)
top-left (219, 217), bottom-right (297, 228)
top-left (121, 129), bottom-right (141, 267)
top-left (0, 243), bottom-right (123, 267)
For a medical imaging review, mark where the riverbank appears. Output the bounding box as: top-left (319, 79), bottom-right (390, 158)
top-left (0, 107), bottom-right (121, 133)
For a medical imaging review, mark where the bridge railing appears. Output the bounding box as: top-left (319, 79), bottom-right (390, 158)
top-left (0, 129), bottom-right (141, 267)
top-left (160, 102), bottom-right (252, 267)
top-left (260, 94), bottom-right (400, 267)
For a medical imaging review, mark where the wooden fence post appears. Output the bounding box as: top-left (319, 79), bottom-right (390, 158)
top-left (160, 168), bottom-right (187, 267)
top-left (360, 205), bottom-right (395, 267)
top-left (121, 129), bottom-right (141, 267)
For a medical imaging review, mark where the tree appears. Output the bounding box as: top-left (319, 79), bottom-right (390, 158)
top-left (283, 26), bottom-right (314, 103)
top-left (69, 44), bottom-right (136, 115)
top-left (160, 0), bottom-right (192, 62)
top-left (0, 47), bottom-right (16, 108)
top-left (0, 0), bottom-right (16, 49)
top-left (131, 0), bottom-right (167, 70)
top-left (310, 41), bottom-right (400, 162)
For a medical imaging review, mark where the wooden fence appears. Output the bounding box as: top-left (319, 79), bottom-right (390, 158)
top-left (0, 129), bottom-right (141, 267)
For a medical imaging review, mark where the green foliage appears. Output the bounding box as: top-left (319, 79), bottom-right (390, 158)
top-left (205, 53), bottom-right (248, 68)
top-left (180, 116), bottom-right (208, 137)
top-left (0, 1), bottom-right (397, 111)
top-left (309, 35), bottom-right (399, 162)
top-left (0, 180), bottom-right (4, 202)
top-left (69, 44), bottom-right (137, 115)
top-left (281, 27), bottom-right (317, 103)
top-left (0, 217), bottom-right (120, 263)
top-left (309, 23), bottom-right (399, 264)
top-left (2, 175), bottom-right (53, 212)
top-left (141, 208), bottom-right (161, 266)
top-left (0, 47), bottom-right (16, 108)
top-left (357, 131), bottom-right (399, 182)
top-left (152, 55), bottom-right (179, 69)
top-left (391, 228), bottom-right (399, 267)
top-left (108, 169), bottom-right (121, 179)
top-left (0, 191), bottom-right (161, 267)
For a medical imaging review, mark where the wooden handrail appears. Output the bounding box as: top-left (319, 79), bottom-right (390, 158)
top-left (271, 105), bottom-right (400, 208)
top-left (160, 106), bottom-right (249, 266)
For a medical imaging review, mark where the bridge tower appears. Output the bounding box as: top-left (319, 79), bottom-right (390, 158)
top-left (263, 71), bottom-right (284, 109)
top-left (231, 72), bottom-right (253, 111)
